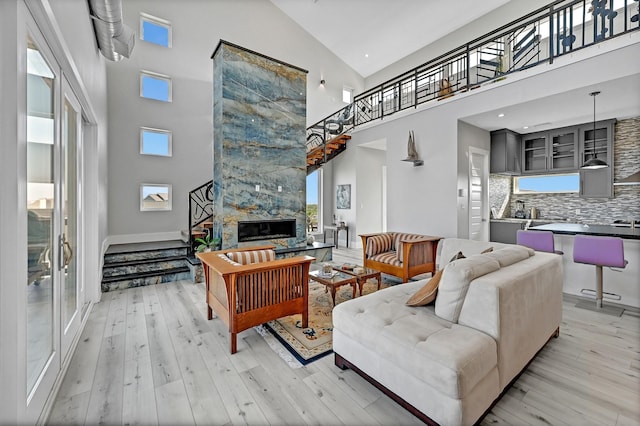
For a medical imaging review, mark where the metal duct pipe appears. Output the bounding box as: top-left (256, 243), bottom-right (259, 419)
top-left (88, 0), bottom-right (135, 61)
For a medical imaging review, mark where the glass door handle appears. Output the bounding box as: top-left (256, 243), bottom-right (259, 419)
top-left (63, 241), bottom-right (73, 267)
top-left (58, 235), bottom-right (73, 269)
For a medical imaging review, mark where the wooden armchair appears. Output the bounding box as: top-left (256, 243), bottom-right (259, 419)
top-left (360, 233), bottom-right (441, 283)
top-left (196, 245), bottom-right (314, 354)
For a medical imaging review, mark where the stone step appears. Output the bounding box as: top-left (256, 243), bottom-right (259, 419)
top-left (102, 258), bottom-right (188, 279)
top-left (101, 239), bottom-right (194, 292)
top-left (101, 267), bottom-right (192, 293)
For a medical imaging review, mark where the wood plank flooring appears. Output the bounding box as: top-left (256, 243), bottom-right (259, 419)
top-left (48, 247), bottom-right (640, 425)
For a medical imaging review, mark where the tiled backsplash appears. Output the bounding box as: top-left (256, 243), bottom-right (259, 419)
top-left (490, 117), bottom-right (640, 224)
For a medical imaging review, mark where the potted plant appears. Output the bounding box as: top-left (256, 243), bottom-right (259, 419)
top-left (195, 233), bottom-right (220, 252)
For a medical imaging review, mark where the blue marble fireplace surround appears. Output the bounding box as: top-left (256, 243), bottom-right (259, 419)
top-left (212, 40), bottom-right (308, 250)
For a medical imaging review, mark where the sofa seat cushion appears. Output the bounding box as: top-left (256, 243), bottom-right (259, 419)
top-left (435, 255), bottom-right (501, 323)
top-left (333, 281), bottom-right (498, 400)
top-left (369, 251), bottom-right (402, 266)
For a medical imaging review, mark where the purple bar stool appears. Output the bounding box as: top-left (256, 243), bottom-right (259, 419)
top-left (573, 235), bottom-right (627, 309)
top-left (516, 230), bottom-right (563, 254)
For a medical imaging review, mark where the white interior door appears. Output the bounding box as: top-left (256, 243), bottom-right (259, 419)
top-left (468, 147), bottom-right (490, 241)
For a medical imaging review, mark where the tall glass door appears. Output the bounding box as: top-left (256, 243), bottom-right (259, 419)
top-left (26, 35), bottom-right (58, 399)
top-left (25, 29), bottom-right (83, 421)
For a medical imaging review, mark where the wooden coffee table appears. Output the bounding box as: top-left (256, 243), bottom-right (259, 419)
top-left (309, 270), bottom-right (357, 306)
top-left (337, 266), bottom-right (382, 296)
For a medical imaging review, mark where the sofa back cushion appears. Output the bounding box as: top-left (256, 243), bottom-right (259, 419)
top-left (436, 238), bottom-right (510, 270)
top-left (435, 255), bottom-right (501, 323)
top-left (365, 233), bottom-right (395, 257)
top-left (227, 249), bottom-right (275, 265)
top-left (482, 246), bottom-right (534, 267)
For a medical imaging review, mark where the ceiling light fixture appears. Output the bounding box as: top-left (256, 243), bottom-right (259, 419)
top-left (581, 91), bottom-right (608, 170)
top-left (498, 113), bottom-right (505, 118)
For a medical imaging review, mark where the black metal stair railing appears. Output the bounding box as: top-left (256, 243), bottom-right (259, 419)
top-left (188, 180), bottom-right (213, 254)
top-left (353, 0), bottom-right (639, 127)
top-left (306, 103), bottom-right (355, 173)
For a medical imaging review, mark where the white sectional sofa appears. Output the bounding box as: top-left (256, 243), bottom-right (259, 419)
top-left (333, 238), bottom-right (563, 425)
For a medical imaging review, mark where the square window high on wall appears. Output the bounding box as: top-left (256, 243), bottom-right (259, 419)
top-left (140, 127), bottom-right (172, 156)
top-left (140, 184), bottom-right (172, 211)
top-left (140, 13), bottom-right (172, 47)
top-left (140, 71), bottom-right (172, 102)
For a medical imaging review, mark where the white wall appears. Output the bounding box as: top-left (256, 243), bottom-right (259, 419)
top-left (107, 0), bottom-right (364, 238)
top-left (355, 145), bottom-right (386, 244)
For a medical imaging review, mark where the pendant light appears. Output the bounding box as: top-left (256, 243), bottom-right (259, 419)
top-left (581, 91), bottom-right (608, 169)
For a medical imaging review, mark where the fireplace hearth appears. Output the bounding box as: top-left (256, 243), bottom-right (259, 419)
top-left (237, 219), bottom-right (297, 243)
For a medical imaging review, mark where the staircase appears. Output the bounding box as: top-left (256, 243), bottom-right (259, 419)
top-left (101, 240), bottom-right (193, 292)
top-left (306, 133), bottom-right (351, 173)
top-left (306, 103), bottom-right (354, 174)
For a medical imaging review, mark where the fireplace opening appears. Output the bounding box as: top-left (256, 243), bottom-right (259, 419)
top-left (237, 219), bottom-right (296, 242)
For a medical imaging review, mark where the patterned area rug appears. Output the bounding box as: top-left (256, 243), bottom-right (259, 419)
top-left (263, 278), bottom-right (388, 365)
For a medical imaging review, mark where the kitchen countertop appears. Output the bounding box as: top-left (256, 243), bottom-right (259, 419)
top-left (528, 223), bottom-right (640, 240)
top-left (490, 218), bottom-right (563, 224)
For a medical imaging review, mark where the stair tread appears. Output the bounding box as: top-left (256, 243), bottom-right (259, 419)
top-left (103, 255), bottom-right (188, 268)
top-left (101, 265), bottom-right (190, 283)
top-left (105, 239), bottom-right (188, 255)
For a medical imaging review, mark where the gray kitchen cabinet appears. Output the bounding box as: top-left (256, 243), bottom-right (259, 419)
top-left (490, 221), bottom-right (524, 244)
top-left (579, 119), bottom-right (615, 198)
top-left (522, 132), bottom-right (548, 173)
top-left (490, 129), bottom-right (522, 174)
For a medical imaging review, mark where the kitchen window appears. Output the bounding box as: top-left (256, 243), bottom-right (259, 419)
top-left (513, 173), bottom-right (579, 194)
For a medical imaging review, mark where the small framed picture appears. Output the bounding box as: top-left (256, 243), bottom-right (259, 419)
top-left (336, 184), bottom-right (351, 209)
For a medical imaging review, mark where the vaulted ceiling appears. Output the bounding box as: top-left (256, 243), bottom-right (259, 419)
top-left (270, 0), bottom-right (511, 78)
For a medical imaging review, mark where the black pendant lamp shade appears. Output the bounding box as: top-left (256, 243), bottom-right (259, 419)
top-left (581, 91), bottom-right (608, 169)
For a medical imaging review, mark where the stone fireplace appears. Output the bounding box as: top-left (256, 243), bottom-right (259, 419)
top-left (237, 219), bottom-right (297, 243)
top-left (211, 41), bottom-right (308, 249)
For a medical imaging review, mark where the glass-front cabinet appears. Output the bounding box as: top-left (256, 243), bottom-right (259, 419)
top-left (522, 132), bottom-right (548, 173)
top-left (549, 128), bottom-right (578, 171)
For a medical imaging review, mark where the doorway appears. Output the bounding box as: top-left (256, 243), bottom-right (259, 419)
top-left (468, 147), bottom-right (489, 241)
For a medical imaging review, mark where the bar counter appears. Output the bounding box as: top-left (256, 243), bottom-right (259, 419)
top-left (529, 223), bottom-right (640, 240)
top-left (528, 223), bottom-right (640, 308)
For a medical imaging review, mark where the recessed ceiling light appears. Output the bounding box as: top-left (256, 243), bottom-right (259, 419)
top-left (498, 113), bottom-right (505, 118)
top-left (523, 126), bottom-right (529, 129)
top-left (364, 53), bottom-right (369, 58)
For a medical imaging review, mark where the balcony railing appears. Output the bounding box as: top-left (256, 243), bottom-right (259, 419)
top-left (352, 0), bottom-right (639, 126)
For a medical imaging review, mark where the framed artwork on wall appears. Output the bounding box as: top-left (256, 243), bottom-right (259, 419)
top-left (337, 184), bottom-right (351, 209)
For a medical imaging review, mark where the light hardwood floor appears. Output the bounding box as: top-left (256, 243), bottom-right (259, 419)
top-left (48, 247), bottom-right (640, 425)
